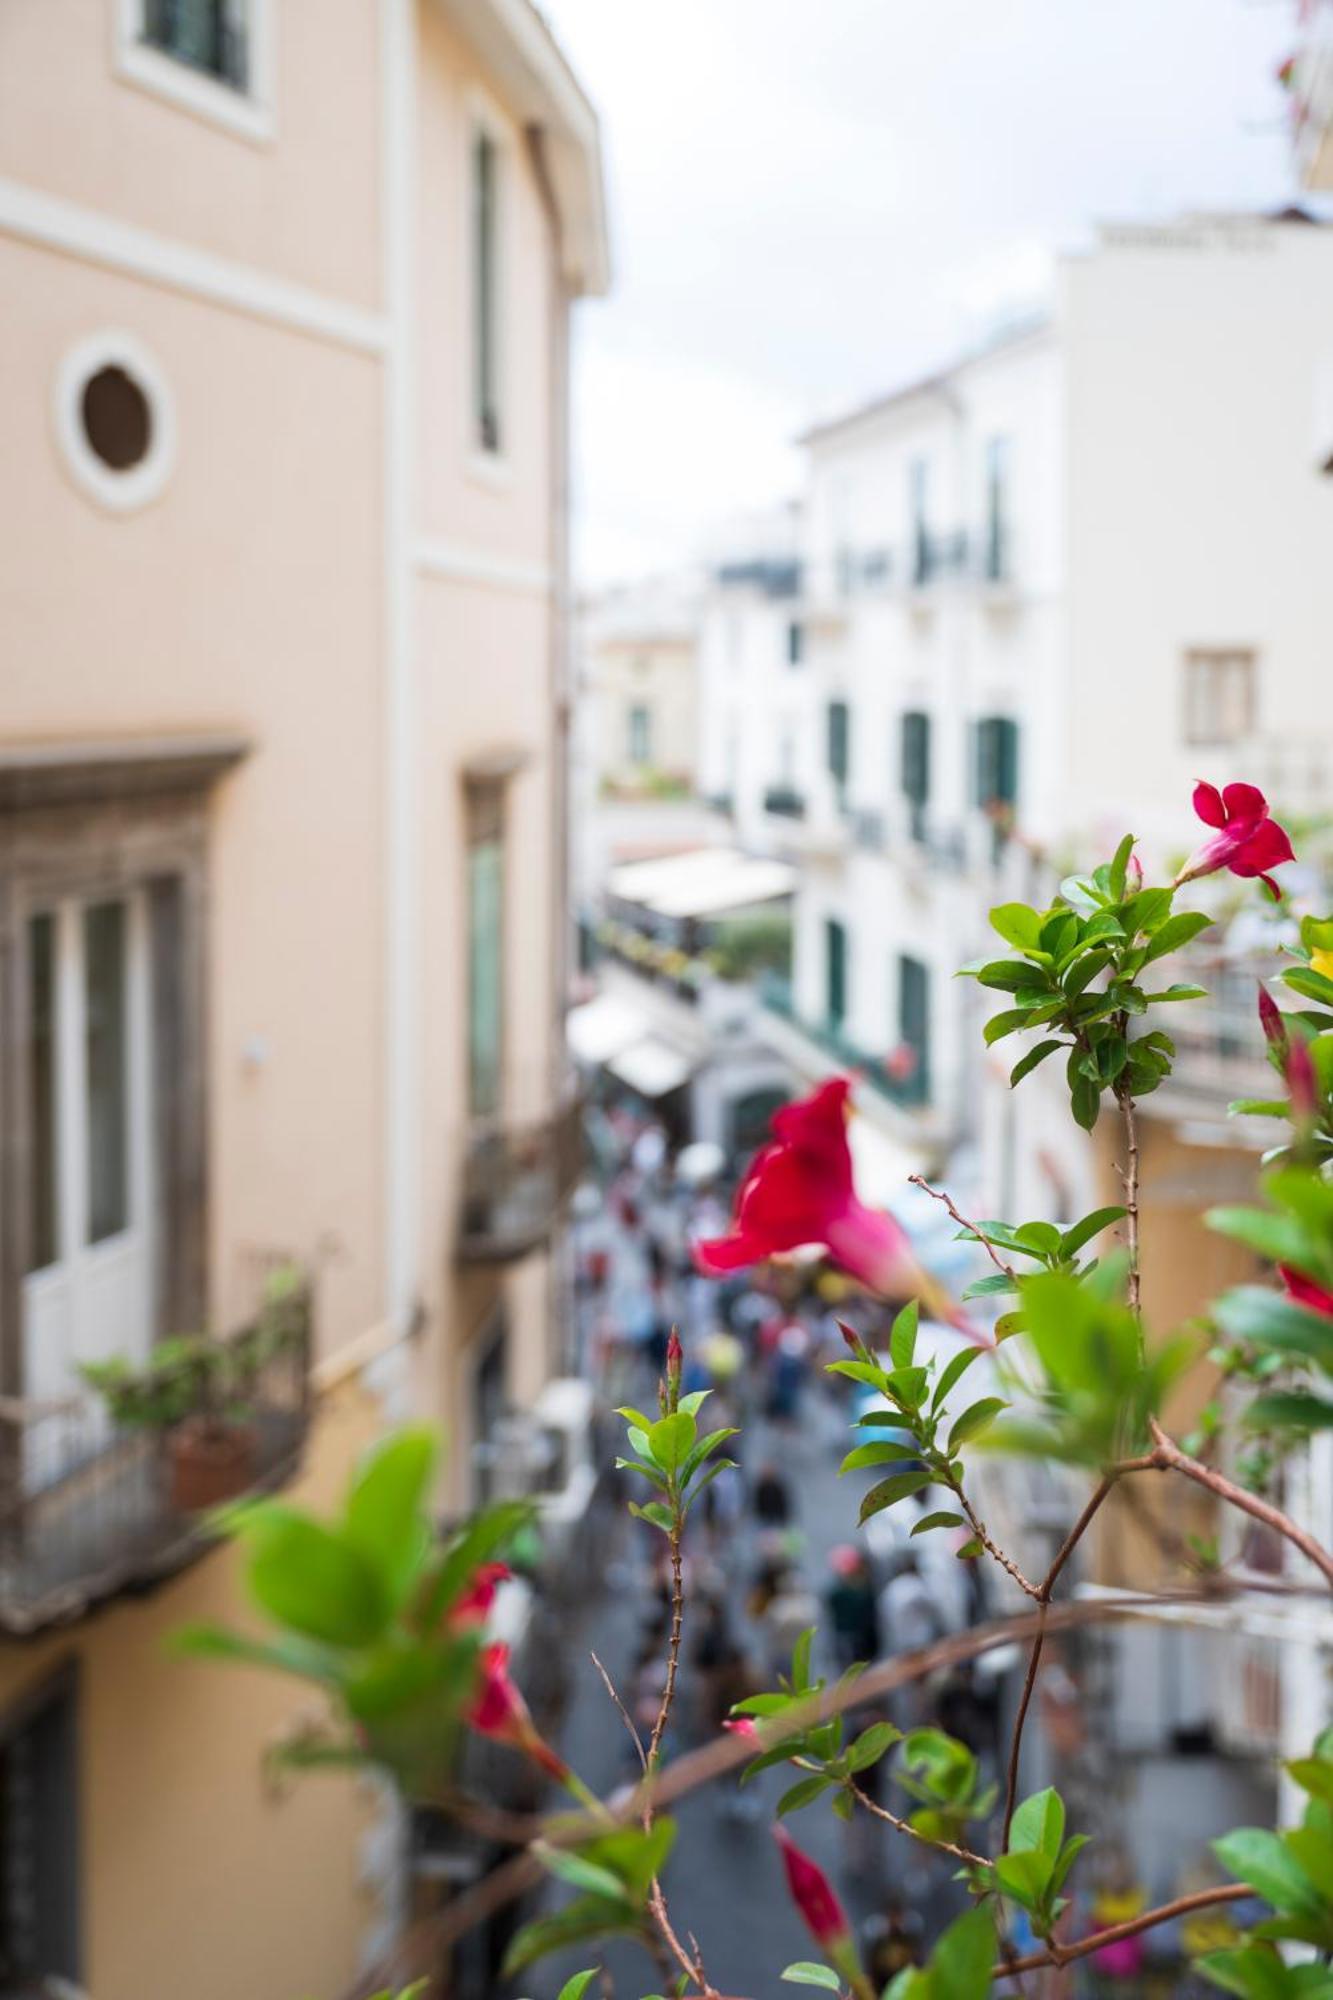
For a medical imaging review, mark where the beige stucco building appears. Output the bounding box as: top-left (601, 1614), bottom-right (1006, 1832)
top-left (0, 2), bottom-right (605, 1993)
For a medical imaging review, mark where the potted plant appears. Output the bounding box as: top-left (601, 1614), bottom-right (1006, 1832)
top-left (81, 1334), bottom-right (257, 1513)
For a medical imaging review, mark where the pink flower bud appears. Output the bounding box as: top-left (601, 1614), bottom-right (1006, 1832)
top-left (1257, 984), bottom-right (1287, 1052)
top-left (1125, 849), bottom-right (1144, 893)
top-left (1280, 1265), bottom-right (1333, 1319)
top-left (837, 1319), bottom-right (864, 1355)
top-left (667, 1328), bottom-right (683, 1386)
top-left (722, 1716), bottom-right (758, 1740)
top-left (775, 1827), bottom-right (851, 1953)
top-left (467, 1643), bottom-right (569, 1782)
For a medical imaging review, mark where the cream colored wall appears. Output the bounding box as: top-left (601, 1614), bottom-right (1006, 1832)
top-left (0, 0), bottom-right (382, 310)
top-left (415, 0), bottom-right (554, 564)
top-left (0, 1383), bottom-right (387, 2000)
top-left (0, 237), bottom-right (387, 1359)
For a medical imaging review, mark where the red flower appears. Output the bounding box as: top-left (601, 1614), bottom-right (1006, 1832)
top-left (449, 1562), bottom-right (510, 1629)
top-left (1258, 985), bottom-right (1287, 1053)
top-left (775, 1827), bottom-right (852, 1953)
top-left (1280, 1266), bottom-right (1333, 1317)
top-left (693, 1079), bottom-right (954, 1319)
top-left (466, 1643), bottom-right (567, 1781)
top-left (1177, 782), bottom-right (1294, 901)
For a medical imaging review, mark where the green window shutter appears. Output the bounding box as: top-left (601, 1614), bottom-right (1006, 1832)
top-left (827, 701), bottom-right (850, 788)
top-left (974, 716), bottom-right (1019, 809)
top-left (826, 919), bottom-right (848, 1029)
top-left (898, 955), bottom-right (931, 1101)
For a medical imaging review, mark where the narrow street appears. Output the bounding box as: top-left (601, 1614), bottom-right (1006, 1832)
top-left (531, 1148), bottom-right (977, 1996)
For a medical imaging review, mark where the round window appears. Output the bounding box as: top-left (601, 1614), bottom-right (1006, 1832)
top-left (54, 334), bottom-right (176, 513)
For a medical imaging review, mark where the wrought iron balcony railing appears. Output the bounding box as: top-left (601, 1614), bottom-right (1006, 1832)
top-left (457, 1096), bottom-right (585, 1263)
top-left (759, 974), bottom-right (930, 1110)
top-left (0, 1288), bottom-right (312, 1636)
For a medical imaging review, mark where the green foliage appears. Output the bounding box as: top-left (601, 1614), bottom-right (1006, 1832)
top-left (175, 1428), bottom-right (530, 1794)
top-left (1199, 1732), bottom-right (1333, 1986)
top-left (780, 1962), bottom-right (842, 1990)
top-left (504, 1822), bottom-right (677, 1975)
top-left (981, 1786), bottom-right (1088, 1938)
top-left (954, 1206), bottom-right (1127, 1339)
top-left (1208, 1171), bottom-right (1333, 1444)
top-left (727, 1633), bottom-right (899, 1818)
top-left (705, 909), bottom-right (793, 982)
top-left (892, 1727), bottom-right (996, 1850)
top-left (988, 1265), bottom-right (1191, 1467)
top-left (616, 1383), bottom-right (738, 1538)
top-left (881, 1905), bottom-right (997, 1998)
top-left (828, 1305), bottom-right (1006, 1541)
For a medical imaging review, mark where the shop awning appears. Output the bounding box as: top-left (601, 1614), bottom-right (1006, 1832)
top-left (606, 1034), bottom-right (696, 1099)
top-left (608, 846), bottom-right (796, 920)
top-left (566, 991), bottom-right (649, 1064)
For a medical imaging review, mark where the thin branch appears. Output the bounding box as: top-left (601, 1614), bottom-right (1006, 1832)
top-left (950, 1479), bottom-right (1041, 1599)
top-left (1115, 1082), bottom-right (1143, 1326)
top-left (1149, 1417), bottom-right (1333, 1591)
top-left (850, 1783), bottom-right (989, 1870)
top-left (997, 1881), bottom-right (1251, 1977)
top-left (591, 1650), bottom-right (647, 1774)
top-left (909, 1175), bottom-right (1019, 1282)
top-left (1002, 1608), bottom-right (1046, 1849)
top-left (1044, 1472), bottom-right (1116, 1598)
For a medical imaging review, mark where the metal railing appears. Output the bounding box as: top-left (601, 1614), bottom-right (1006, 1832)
top-left (758, 974), bottom-right (930, 1109)
top-left (457, 1095), bottom-right (585, 1263)
top-left (0, 1289), bottom-right (311, 1636)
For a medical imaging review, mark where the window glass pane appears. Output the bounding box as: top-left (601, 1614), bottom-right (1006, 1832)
top-left (826, 919), bottom-right (847, 1028)
top-left (143, 0), bottom-right (247, 89)
top-left (84, 902), bottom-right (129, 1245)
top-left (468, 836), bottom-right (504, 1118)
top-left (473, 131), bottom-right (501, 453)
top-left (899, 954), bottom-right (931, 1096)
top-left (628, 705), bottom-right (652, 765)
top-left (28, 916), bottom-right (58, 1273)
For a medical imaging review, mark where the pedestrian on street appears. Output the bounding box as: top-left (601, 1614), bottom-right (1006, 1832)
top-left (826, 1544), bottom-right (880, 1670)
top-left (877, 1550), bottom-right (943, 1731)
top-left (751, 1460), bottom-right (793, 1530)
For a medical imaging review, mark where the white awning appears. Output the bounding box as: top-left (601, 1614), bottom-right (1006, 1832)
top-left (607, 1035), bottom-right (696, 1099)
top-left (608, 846), bottom-right (796, 920)
top-left (566, 991), bottom-right (648, 1064)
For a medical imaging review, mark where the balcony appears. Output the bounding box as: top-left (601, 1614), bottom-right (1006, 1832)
top-left (758, 974), bottom-right (930, 1110)
top-left (456, 1095), bottom-right (585, 1263)
top-left (0, 1290), bottom-right (312, 1636)
top-left (763, 785), bottom-right (807, 820)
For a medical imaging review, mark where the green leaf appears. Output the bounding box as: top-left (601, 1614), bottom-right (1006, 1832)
top-left (502, 1895), bottom-right (642, 1975)
top-left (628, 1500), bottom-right (674, 1531)
top-left (1059, 1206), bottom-right (1127, 1258)
top-left (538, 1844), bottom-right (635, 1901)
top-left (1107, 833), bottom-right (1136, 901)
top-left (994, 1848), bottom-right (1052, 1909)
top-left (931, 1345), bottom-right (981, 1411)
top-left (839, 1440), bottom-right (922, 1475)
top-left (343, 1427), bottom-right (436, 1603)
top-left (1070, 1075), bottom-right (1101, 1130)
top-left (961, 1272), bottom-right (1018, 1300)
top-left (1145, 983), bottom-right (1209, 1003)
top-left (648, 1412), bottom-right (696, 1471)
top-left (776, 1774), bottom-right (833, 1816)
top-left (1014, 1220), bottom-right (1064, 1257)
top-left (948, 1398), bottom-right (1007, 1449)
top-left (911, 1510), bottom-right (965, 1537)
top-left (1010, 1037), bottom-right (1064, 1087)
top-left (1214, 1289), bottom-right (1333, 1376)
top-left (1122, 887), bottom-right (1175, 935)
top-left (928, 1905), bottom-right (997, 2000)
top-left (883, 1365), bottom-right (930, 1411)
top-left (978, 960), bottom-right (1050, 994)
top-left (990, 903), bottom-right (1045, 951)
top-left (678, 1389), bottom-right (711, 1416)
top-left (557, 1975), bottom-right (599, 2000)
top-left (1213, 1827), bottom-right (1327, 1920)
top-left (1285, 1826), bottom-right (1333, 1900)
top-left (846, 1720), bottom-right (902, 1771)
top-left (1245, 1391), bottom-right (1333, 1433)
top-left (1285, 966), bottom-right (1333, 1010)
top-left (170, 1623), bottom-right (341, 1683)
top-left (780, 1967), bottom-right (842, 1991)
top-left (244, 1511), bottom-right (390, 1648)
top-left (1197, 1944), bottom-right (1294, 1999)
top-left (859, 1470), bottom-right (932, 1523)
top-left (1140, 910), bottom-right (1214, 964)
top-left (891, 1298), bottom-right (919, 1370)
top-left (1206, 1205), bottom-right (1312, 1269)
top-left (1009, 1786), bottom-right (1066, 1857)
top-left (985, 1005), bottom-right (1040, 1046)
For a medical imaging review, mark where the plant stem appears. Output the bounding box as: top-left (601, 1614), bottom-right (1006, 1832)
top-left (908, 1175), bottom-right (1020, 1283)
top-left (850, 1783), bottom-right (990, 1869)
top-left (996, 1881), bottom-right (1251, 1976)
top-left (1115, 1082), bottom-right (1142, 1321)
top-left (949, 1479), bottom-right (1041, 1599)
top-left (1149, 1418), bottom-right (1333, 1591)
top-left (1002, 1609), bottom-right (1046, 1849)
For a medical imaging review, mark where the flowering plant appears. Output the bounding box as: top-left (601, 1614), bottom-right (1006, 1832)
top-left (182, 784), bottom-right (1333, 1999)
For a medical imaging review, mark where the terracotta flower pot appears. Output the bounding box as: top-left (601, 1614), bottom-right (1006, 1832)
top-left (168, 1418), bottom-right (256, 1512)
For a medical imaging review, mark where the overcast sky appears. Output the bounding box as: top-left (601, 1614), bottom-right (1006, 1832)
top-left (540, 0), bottom-right (1313, 586)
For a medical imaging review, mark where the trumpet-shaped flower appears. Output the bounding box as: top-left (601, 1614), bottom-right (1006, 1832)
top-left (1177, 782), bottom-right (1294, 900)
top-left (466, 1643), bottom-right (568, 1781)
top-left (693, 1078), bottom-right (958, 1322)
top-left (1280, 1266), bottom-right (1333, 1318)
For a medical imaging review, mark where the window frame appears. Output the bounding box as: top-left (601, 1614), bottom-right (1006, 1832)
top-left (53, 331), bottom-right (177, 517)
top-left (113, 0), bottom-right (276, 145)
top-left (466, 94), bottom-right (512, 480)
top-left (1182, 648), bottom-right (1257, 748)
